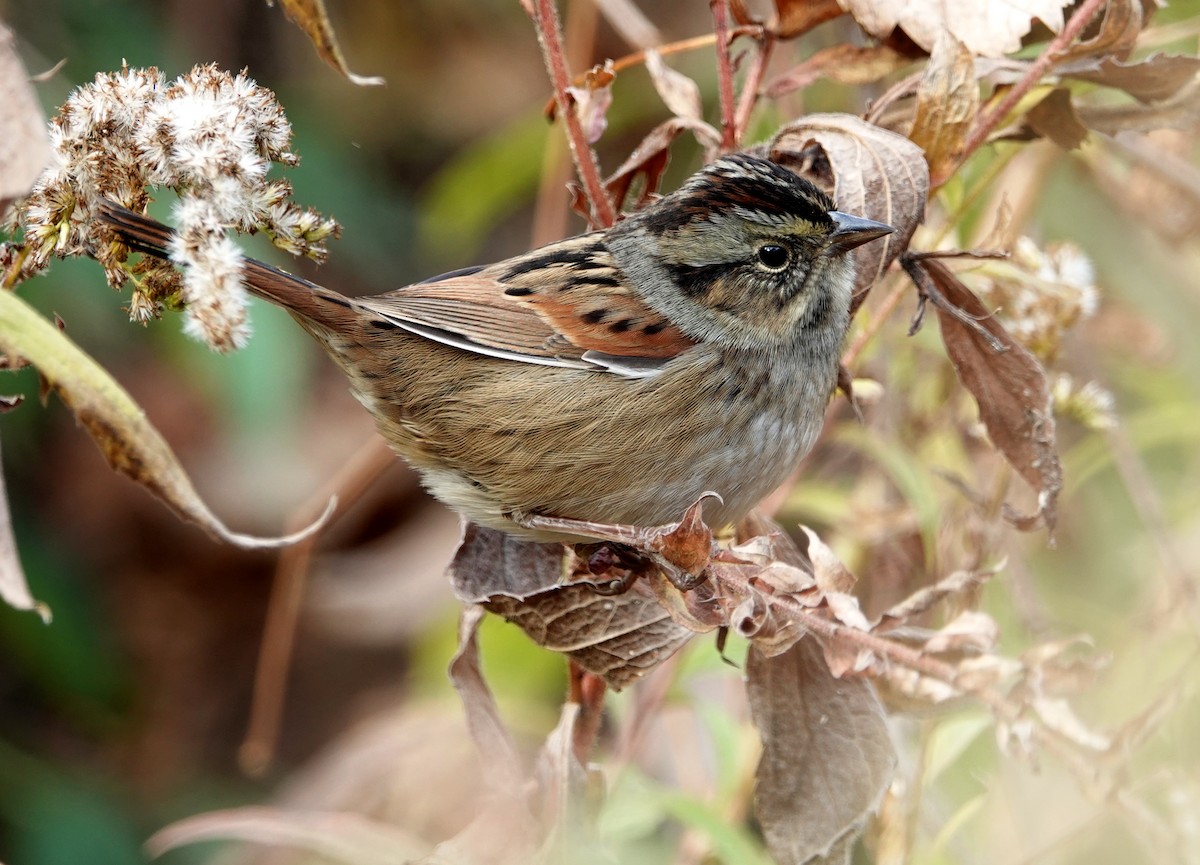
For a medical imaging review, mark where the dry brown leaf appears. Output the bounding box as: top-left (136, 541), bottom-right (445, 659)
top-left (0, 438), bottom-right (48, 620)
top-left (908, 257), bottom-right (1062, 531)
top-left (643, 50), bottom-right (721, 157)
top-left (447, 525), bottom-right (694, 689)
top-left (566, 60), bottom-right (615, 145)
top-left (874, 567), bottom-right (995, 631)
top-left (1025, 87), bottom-right (1089, 149)
top-left (533, 703), bottom-right (590, 861)
top-left (1057, 0), bottom-right (1143, 63)
top-left (798, 526), bottom-right (857, 593)
top-left (603, 118), bottom-right (685, 212)
top-left (908, 33), bottom-right (979, 184)
top-left (765, 44), bottom-right (910, 99)
top-left (731, 0), bottom-right (847, 38)
top-left (0, 20), bottom-right (51, 210)
top-left (0, 290), bottom-right (333, 548)
top-left (923, 610), bottom-right (1000, 653)
top-left (448, 523), bottom-right (565, 599)
top-left (485, 581), bottom-right (694, 689)
top-left (839, 0), bottom-right (1071, 58)
top-left (277, 0), bottom-right (384, 86)
top-left (768, 114), bottom-right (930, 311)
top-left (448, 605), bottom-right (526, 791)
top-left (644, 49), bottom-right (703, 124)
top-left (747, 639), bottom-right (895, 865)
top-left (1066, 53), bottom-right (1200, 104)
top-left (146, 806), bottom-right (425, 863)
top-left (734, 515), bottom-right (894, 863)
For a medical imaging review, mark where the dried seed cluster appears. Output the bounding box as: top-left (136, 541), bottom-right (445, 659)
top-left (6, 63), bottom-right (339, 351)
top-left (970, 237), bottom-right (1098, 363)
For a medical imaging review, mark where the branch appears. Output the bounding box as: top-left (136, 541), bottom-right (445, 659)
top-left (529, 0), bottom-right (617, 227)
top-left (956, 0), bottom-right (1107, 169)
top-left (710, 0), bottom-right (738, 152)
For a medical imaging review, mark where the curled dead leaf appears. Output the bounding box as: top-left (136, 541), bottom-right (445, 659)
top-left (146, 806), bottom-right (425, 864)
top-left (765, 44), bottom-right (910, 99)
top-left (0, 20), bottom-right (52, 211)
top-left (839, 0), bottom-right (1071, 58)
top-left (768, 113), bottom-right (930, 311)
top-left (908, 32), bottom-right (979, 185)
top-left (1065, 53), bottom-right (1200, 104)
top-left (730, 0), bottom-right (846, 38)
top-left (277, 0), bottom-right (384, 86)
top-left (1023, 87), bottom-right (1089, 149)
top-left (0, 290), bottom-right (333, 548)
top-left (447, 524), bottom-right (693, 689)
top-left (0, 438), bottom-right (49, 621)
top-left (904, 257), bottom-right (1062, 532)
top-left (747, 638), bottom-right (895, 865)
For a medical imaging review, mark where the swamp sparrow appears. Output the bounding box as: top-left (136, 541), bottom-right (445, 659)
top-left (100, 154), bottom-right (892, 543)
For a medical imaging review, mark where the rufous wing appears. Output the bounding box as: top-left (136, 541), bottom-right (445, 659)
top-left (359, 233), bottom-right (695, 372)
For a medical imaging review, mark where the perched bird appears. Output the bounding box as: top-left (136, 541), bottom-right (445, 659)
top-left (100, 154), bottom-right (891, 545)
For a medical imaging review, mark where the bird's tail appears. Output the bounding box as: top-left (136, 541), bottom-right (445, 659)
top-left (97, 199), bottom-right (360, 333)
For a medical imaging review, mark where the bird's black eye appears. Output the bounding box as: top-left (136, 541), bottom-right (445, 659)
top-left (755, 243), bottom-right (790, 271)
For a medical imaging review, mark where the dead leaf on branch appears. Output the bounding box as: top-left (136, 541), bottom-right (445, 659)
top-left (839, 0), bottom-right (1072, 58)
top-left (768, 114), bottom-right (930, 312)
top-left (765, 44), bottom-right (911, 99)
top-left (904, 257), bottom-right (1063, 532)
top-left (448, 605), bottom-right (527, 792)
top-left (908, 32), bottom-right (979, 184)
top-left (276, 0), bottom-right (384, 86)
top-left (0, 20), bottom-right (51, 211)
top-left (1024, 87), bottom-right (1089, 149)
top-left (643, 50), bottom-right (721, 157)
top-left (447, 524), bottom-right (694, 690)
top-left (1056, 0), bottom-right (1143, 63)
top-left (600, 118), bottom-right (684, 213)
top-left (874, 566), bottom-right (997, 632)
top-left (730, 0), bottom-right (846, 39)
top-left (747, 640), bottom-right (895, 865)
top-left (0, 291), bottom-right (334, 549)
top-left (0, 439), bottom-right (48, 620)
top-left (1065, 53), bottom-right (1200, 104)
top-left (146, 806), bottom-right (426, 864)
top-left (565, 60), bottom-right (615, 145)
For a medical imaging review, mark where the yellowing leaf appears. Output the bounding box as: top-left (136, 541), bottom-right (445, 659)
top-left (909, 33), bottom-right (979, 185)
top-left (0, 290), bottom-right (332, 548)
top-left (277, 0), bottom-right (384, 86)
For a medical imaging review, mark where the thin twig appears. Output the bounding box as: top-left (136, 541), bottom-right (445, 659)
top-left (733, 31), bottom-right (772, 144)
top-left (956, 0), bottom-right (1107, 170)
top-left (529, 0), bottom-right (616, 228)
top-left (238, 434), bottom-right (398, 776)
top-left (710, 0), bottom-right (738, 153)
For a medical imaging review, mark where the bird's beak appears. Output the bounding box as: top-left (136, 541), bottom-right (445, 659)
top-left (827, 211), bottom-right (895, 254)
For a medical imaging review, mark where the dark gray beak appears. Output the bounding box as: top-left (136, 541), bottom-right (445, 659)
top-left (827, 211), bottom-right (895, 254)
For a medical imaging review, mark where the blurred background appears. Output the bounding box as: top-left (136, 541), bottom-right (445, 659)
top-left (1, 1), bottom-right (1199, 864)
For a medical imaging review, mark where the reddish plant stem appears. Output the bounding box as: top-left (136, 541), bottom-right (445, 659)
top-left (733, 32), bottom-right (772, 144)
top-left (710, 0), bottom-right (738, 152)
top-left (568, 662), bottom-right (608, 763)
top-left (529, 0), bottom-right (616, 228)
top-left (957, 0), bottom-right (1107, 169)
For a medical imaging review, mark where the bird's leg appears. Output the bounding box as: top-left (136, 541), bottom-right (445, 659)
top-left (572, 541), bottom-right (654, 595)
top-left (515, 493), bottom-right (721, 593)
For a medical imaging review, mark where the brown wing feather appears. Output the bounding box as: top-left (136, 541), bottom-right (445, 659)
top-left (360, 234), bottom-right (694, 361)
